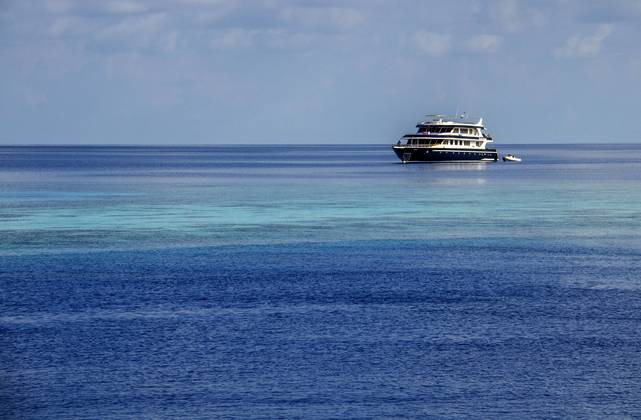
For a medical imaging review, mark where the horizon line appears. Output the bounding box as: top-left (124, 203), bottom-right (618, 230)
top-left (0, 141), bottom-right (640, 147)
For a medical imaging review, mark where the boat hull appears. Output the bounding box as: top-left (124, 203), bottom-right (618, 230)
top-left (392, 146), bottom-right (498, 163)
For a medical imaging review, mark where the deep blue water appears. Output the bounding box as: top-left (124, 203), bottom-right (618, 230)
top-left (1, 144), bottom-right (641, 418)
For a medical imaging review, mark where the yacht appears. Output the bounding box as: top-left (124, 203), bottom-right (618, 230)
top-left (393, 114), bottom-right (498, 163)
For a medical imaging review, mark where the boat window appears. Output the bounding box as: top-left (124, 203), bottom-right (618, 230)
top-left (453, 128), bottom-right (460, 134)
top-left (476, 141), bottom-right (482, 147)
top-left (464, 141), bottom-right (470, 146)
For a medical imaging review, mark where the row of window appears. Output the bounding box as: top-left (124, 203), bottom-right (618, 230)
top-left (417, 126), bottom-right (480, 135)
top-left (406, 139), bottom-right (483, 147)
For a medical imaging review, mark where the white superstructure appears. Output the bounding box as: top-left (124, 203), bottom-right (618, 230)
top-left (398, 115), bottom-right (494, 150)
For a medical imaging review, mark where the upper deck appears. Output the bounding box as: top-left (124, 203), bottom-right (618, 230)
top-left (418, 114), bottom-right (485, 128)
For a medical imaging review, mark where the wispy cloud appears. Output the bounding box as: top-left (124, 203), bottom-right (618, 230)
top-left (103, 1), bottom-right (148, 14)
top-left (414, 31), bottom-right (451, 56)
top-left (278, 5), bottom-right (365, 30)
top-left (487, 0), bottom-right (547, 32)
top-left (90, 12), bottom-right (172, 52)
top-left (576, 0), bottom-right (641, 23)
top-left (555, 24), bottom-right (614, 58)
top-left (463, 34), bottom-right (503, 54)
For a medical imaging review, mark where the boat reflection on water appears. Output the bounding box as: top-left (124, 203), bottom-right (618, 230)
top-left (429, 176), bottom-right (487, 186)
top-left (430, 162), bottom-right (488, 171)
top-left (405, 162), bottom-right (489, 172)
top-left (403, 162), bottom-right (489, 186)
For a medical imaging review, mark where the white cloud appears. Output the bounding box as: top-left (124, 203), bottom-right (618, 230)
top-left (93, 12), bottom-right (169, 51)
top-left (492, 0), bottom-right (521, 32)
top-left (488, 0), bottom-right (547, 33)
top-left (211, 28), bottom-right (325, 50)
top-left (45, 0), bottom-right (74, 13)
top-left (165, 31), bottom-right (178, 52)
top-left (278, 5), bottom-right (364, 30)
top-left (414, 31), bottom-right (451, 56)
top-left (23, 89), bottom-right (49, 107)
top-left (49, 17), bottom-right (83, 36)
top-left (463, 34), bottom-right (503, 54)
top-left (555, 24), bottom-right (614, 58)
top-left (212, 28), bottom-right (256, 49)
top-left (103, 1), bottom-right (148, 14)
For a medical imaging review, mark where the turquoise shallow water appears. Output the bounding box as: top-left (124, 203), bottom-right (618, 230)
top-left (1, 144), bottom-right (641, 418)
top-left (1, 144), bottom-right (640, 254)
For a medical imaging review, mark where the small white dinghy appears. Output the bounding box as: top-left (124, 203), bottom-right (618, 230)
top-left (502, 154), bottom-right (522, 162)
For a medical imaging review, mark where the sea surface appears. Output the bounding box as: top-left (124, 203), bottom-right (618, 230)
top-left (1, 144), bottom-right (641, 418)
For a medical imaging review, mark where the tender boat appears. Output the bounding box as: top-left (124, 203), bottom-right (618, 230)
top-left (502, 154), bottom-right (522, 162)
top-left (392, 114), bottom-right (498, 163)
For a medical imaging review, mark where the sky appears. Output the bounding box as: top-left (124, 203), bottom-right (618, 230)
top-left (2, 0), bottom-right (641, 144)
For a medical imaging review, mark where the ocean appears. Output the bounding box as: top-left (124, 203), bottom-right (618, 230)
top-left (1, 144), bottom-right (641, 418)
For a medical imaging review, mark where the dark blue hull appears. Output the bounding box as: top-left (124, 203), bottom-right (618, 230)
top-left (393, 146), bottom-right (498, 163)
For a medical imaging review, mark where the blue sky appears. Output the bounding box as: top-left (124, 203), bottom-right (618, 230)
top-left (2, 0), bottom-right (641, 144)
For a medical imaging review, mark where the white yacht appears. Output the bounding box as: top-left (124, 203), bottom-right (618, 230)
top-left (393, 114), bottom-right (499, 163)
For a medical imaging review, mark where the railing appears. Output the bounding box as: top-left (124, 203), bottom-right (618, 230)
top-left (394, 143), bottom-right (486, 149)
top-left (421, 114), bottom-right (483, 125)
